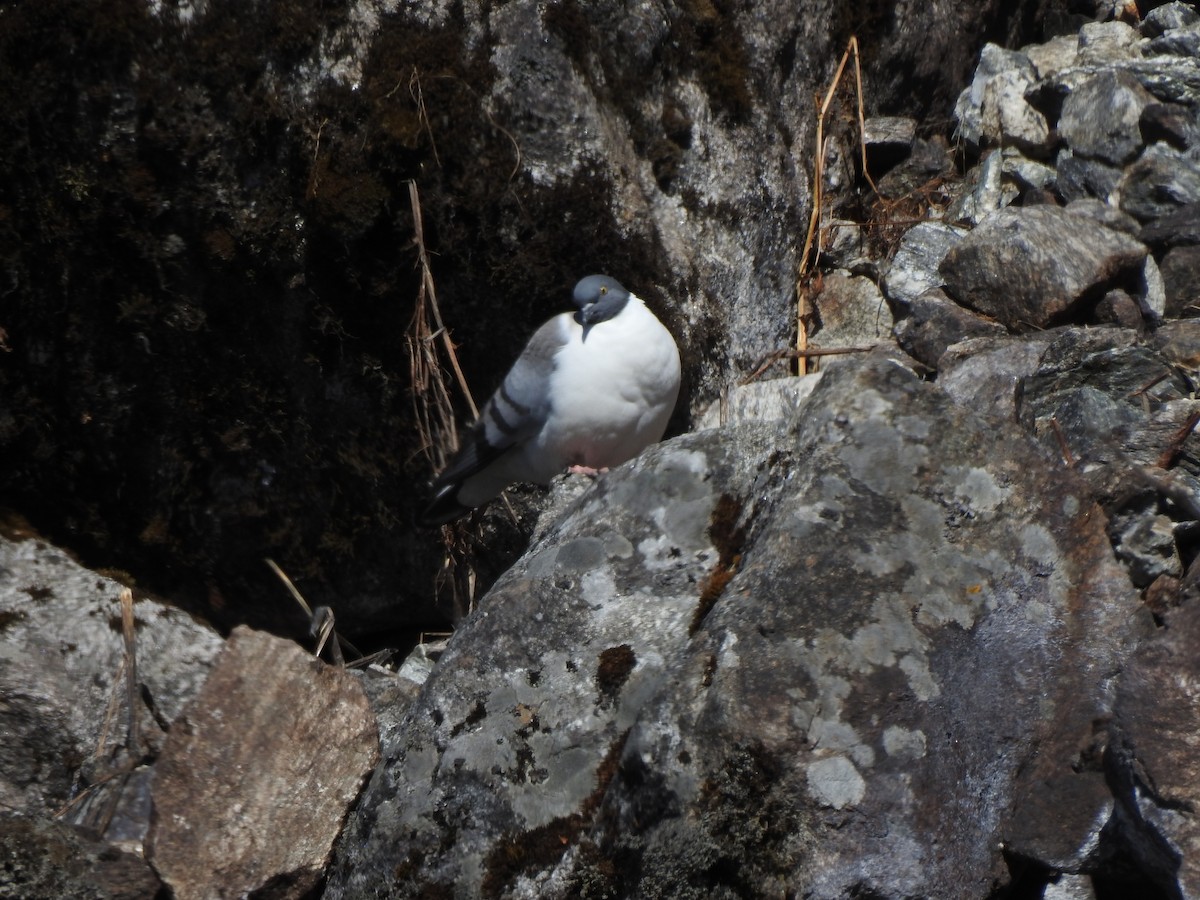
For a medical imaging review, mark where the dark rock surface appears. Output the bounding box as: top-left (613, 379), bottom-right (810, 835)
top-left (891, 287), bottom-right (1006, 369)
top-left (1058, 69), bottom-right (1157, 165)
top-left (0, 814), bottom-right (163, 900)
top-left (1119, 143), bottom-right (1200, 222)
top-left (883, 221), bottom-right (968, 306)
top-left (1112, 597), bottom-right (1200, 897)
top-left (1161, 245), bottom-right (1200, 317)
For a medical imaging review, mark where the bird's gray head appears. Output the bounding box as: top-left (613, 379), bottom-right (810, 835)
top-left (572, 275), bottom-right (631, 332)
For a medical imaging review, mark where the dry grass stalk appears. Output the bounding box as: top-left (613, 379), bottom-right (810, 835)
top-left (742, 344), bottom-right (882, 385)
top-left (795, 36), bottom-right (877, 375)
top-left (265, 558), bottom-right (360, 665)
top-left (403, 181), bottom-right (490, 620)
top-left (406, 181), bottom-right (478, 474)
top-left (55, 589), bottom-right (144, 828)
top-left (119, 589), bottom-right (140, 753)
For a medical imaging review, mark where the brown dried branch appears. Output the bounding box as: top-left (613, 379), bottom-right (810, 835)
top-left (1157, 408), bottom-right (1200, 470)
top-left (1049, 418), bottom-right (1075, 468)
top-left (741, 344), bottom-right (881, 385)
top-left (796, 37), bottom-right (883, 328)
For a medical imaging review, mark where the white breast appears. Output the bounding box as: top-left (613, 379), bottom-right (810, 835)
top-left (519, 295), bottom-right (681, 483)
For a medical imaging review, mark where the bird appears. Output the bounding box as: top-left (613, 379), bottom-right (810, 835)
top-left (420, 275), bottom-right (682, 526)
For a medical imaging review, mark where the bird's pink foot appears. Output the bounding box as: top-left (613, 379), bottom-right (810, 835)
top-left (567, 465), bottom-right (608, 477)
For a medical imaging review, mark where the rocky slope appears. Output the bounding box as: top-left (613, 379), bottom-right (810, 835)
top-left (5, 2), bottom-right (1200, 899)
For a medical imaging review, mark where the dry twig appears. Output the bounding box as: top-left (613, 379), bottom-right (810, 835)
top-left (741, 344), bottom-right (881, 385)
top-left (1049, 418), bottom-right (1075, 468)
top-left (1157, 409), bottom-right (1200, 470)
top-left (406, 181), bottom-right (478, 474)
top-left (795, 35), bottom-right (877, 375)
top-left (264, 558), bottom-right (361, 665)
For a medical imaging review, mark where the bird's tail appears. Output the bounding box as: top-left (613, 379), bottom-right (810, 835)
top-left (417, 482), bottom-right (472, 527)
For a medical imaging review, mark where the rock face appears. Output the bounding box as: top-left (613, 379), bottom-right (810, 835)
top-left (324, 8), bottom-right (1200, 898)
top-left (1112, 598), bottom-right (1200, 895)
top-left (0, 0), bottom-right (1075, 633)
top-left (326, 355), bottom-right (1143, 898)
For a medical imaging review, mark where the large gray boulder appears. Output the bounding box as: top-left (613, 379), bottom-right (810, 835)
top-left (327, 353), bottom-right (1145, 898)
top-left (0, 532), bottom-right (224, 820)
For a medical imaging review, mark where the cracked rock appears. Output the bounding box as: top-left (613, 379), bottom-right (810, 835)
top-left (939, 205), bottom-right (1148, 330)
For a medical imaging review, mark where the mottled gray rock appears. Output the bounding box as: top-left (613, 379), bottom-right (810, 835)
top-left (1035, 56), bottom-right (1200, 116)
top-left (1140, 101), bottom-right (1200, 151)
top-left (1141, 253), bottom-right (1168, 321)
top-left (1109, 507), bottom-right (1182, 587)
top-left (1017, 328), bottom-right (1200, 490)
top-left (1160, 245), bottom-right (1200, 317)
top-left (1057, 147), bottom-right (1124, 203)
top-left (892, 287), bottom-right (1006, 370)
top-left (954, 44), bottom-right (1049, 151)
top-left (1044, 873), bottom-right (1098, 900)
top-left (1024, 34), bottom-right (1081, 79)
top-left (820, 219), bottom-right (871, 272)
top-left (1141, 2), bottom-right (1200, 40)
top-left (1066, 197), bottom-right (1144, 236)
top-left (147, 627), bottom-right (378, 900)
top-left (1148, 22), bottom-right (1200, 58)
top-left (939, 205), bottom-right (1147, 330)
top-left (1076, 20), bottom-right (1145, 66)
top-left (1004, 146), bottom-right (1059, 192)
top-left (939, 334), bottom-right (1054, 422)
top-left (863, 116), bottom-right (916, 174)
top-left (874, 135), bottom-right (955, 199)
top-left (1119, 143), bottom-right (1200, 222)
top-left (0, 533), bottom-right (223, 818)
top-left (327, 354), bottom-right (1143, 899)
top-left (1059, 70), bottom-right (1158, 165)
top-left (863, 116), bottom-right (916, 149)
top-left (883, 221), bottom-right (968, 305)
top-left (355, 661), bottom-right (432, 753)
top-left (1095, 288), bottom-right (1147, 329)
top-left (1153, 319), bottom-right (1200, 372)
top-left (1140, 201), bottom-right (1200, 249)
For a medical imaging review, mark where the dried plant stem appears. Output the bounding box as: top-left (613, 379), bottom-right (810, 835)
top-left (119, 589), bottom-right (140, 753)
top-left (265, 557), bottom-right (362, 663)
top-left (796, 36), bottom-right (877, 374)
top-left (742, 344), bottom-right (881, 385)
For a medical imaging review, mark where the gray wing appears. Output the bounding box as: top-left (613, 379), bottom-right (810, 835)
top-left (421, 317), bottom-right (566, 523)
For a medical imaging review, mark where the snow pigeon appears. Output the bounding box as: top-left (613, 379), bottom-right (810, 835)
top-left (420, 275), bottom-right (681, 525)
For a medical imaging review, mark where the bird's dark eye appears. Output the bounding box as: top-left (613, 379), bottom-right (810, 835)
top-left (600, 286), bottom-right (607, 294)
